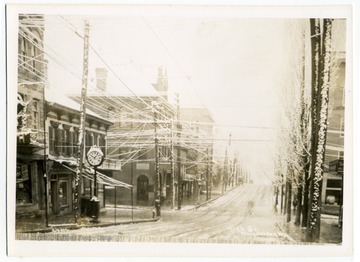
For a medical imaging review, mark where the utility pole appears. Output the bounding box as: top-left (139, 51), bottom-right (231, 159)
top-left (206, 147), bottom-right (210, 201)
top-left (75, 20), bottom-right (90, 223)
top-left (307, 18), bottom-right (333, 242)
top-left (222, 147), bottom-right (228, 194)
top-left (296, 31), bottom-right (307, 227)
top-left (153, 102), bottom-right (161, 217)
top-left (170, 119), bottom-right (175, 209)
top-left (209, 141), bottom-right (213, 199)
top-left (175, 93), bottom-right (182, 210)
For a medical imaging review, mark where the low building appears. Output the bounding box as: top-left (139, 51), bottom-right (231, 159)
top-left (321, 19), bottom-right (346, 215)
top-left (16, 14), bottom-right (47, 216)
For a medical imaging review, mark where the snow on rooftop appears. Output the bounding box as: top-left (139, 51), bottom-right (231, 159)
top-left (45, 87), bottom-right (109, 121)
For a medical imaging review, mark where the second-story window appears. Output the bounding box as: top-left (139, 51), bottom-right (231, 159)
top-left (48, 125), bottom-right (55, 155)
top-left (72, 128), bottom-right (78, 158)
top-left (99, 134), bottom-right (106, 157)
top-left (85, 131), bottom-right (92, 154)
top-left (19, 36), bottom-right (27, 66)
top-left (31, 40), bottom-right (37, 72)
top-left (31, 100), bottom-right (39, 130)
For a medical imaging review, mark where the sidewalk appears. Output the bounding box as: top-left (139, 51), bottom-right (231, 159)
top-left (277, 213), bottom-right (342, 244)
top-left (15, 205), bottom-right (158, 233)
top-left (15, 186), bottom-right (229, 233)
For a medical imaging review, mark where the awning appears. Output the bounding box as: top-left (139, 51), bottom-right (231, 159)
top-left (51, 158), bottom-right (132, 189)
top-left (83, 166), bottom-right (132, 189)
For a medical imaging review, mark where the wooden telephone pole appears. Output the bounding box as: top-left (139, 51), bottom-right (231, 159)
top-left (175, 93), bottom-right (182, 210)
top-left (75, 21), bottom-right (90, 223)
top-left (307, 18), bottom-right (333, 242)
top-left (153, 102), bottom-right (161, 217)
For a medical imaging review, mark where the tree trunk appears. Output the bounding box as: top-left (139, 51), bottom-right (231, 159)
top-left (302, 162), bottom-right (310, 227)
top-left (286, 180), bottom-right (292, 223)
top-left (274, 186), bottom-right (279, 213)
top-left (294, 185), bottom-right (302, 226)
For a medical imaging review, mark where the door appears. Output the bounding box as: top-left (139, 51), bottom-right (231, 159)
top-left (137, 175), bottom-right (149, 201)
top-left (50, 180), bottom-right (59, 215)
top-left (50, 175), bottom-right (72, 214)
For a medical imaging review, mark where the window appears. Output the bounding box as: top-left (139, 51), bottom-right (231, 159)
top-left (19, 36), bottom-right (27, 66)
top-left (340, 117), bottom-right (345, 137)
top-left (340, 62), bottom-right (345, 107)
top-left (31, 40), bottom-right (37, 72)
top-left (63, 127), bottom-right (70, 157)
top-left (138, 149), bottom-right (148, 160)
top-left (31, 100), bottom-right (39, 130)
top-left (72, 128), bottom-right (78, 158)
top-left (49, 126), bottom-right (55, 155)
top-left (85, 131), bottom-right (93, 153)
top-left (17, 94), bottom-right (26, 130)
top-left (338, 151), bottom-right (344, 160)
top-left (55, 124), bottom-right (64, 156)
top-left (160, 146), bottom-right (170, 160)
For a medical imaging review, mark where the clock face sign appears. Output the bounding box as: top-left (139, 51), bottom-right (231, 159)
top-left (86, 146), bottom-right (104, 167)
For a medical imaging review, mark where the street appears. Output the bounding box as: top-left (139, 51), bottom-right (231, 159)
top-left (35, 184), bottom-right (292, 244)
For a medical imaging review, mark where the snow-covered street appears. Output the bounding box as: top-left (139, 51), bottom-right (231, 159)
top-left (28, 184), bottom-right (292, 244)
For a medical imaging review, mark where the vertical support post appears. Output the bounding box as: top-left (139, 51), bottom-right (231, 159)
top-left (114, 186), bottom-right (117, 223)
top-left (206, 147), bottom-right (209, 201)
top-left (75, 20), bottom-right (90, 223)
top-left (131, 161), bottom-right (134, 221)
top-left (94, 167), bottom-right (97, 197)
top-left (222, 147), bottom-right (228, 194)
top-left (175, 94), bottom-right (182, 210)
top-left (170, 119), bottom-right (175, 209)
top-left (42, 83), bottom-right (49, 227)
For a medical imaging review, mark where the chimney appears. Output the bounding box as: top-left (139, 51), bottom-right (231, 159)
top-left (95, 68), bottom-right (108, 92)
top-left (152, 66), bottom-right (168, 99)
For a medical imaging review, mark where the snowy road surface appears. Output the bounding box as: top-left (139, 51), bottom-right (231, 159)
top-left (41, 184), bottom-right (293, 244)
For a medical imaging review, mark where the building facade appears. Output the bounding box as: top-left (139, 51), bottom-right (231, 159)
top-left (179, 108), bottom-right (214, 203)
top-left (45, 90), bottom-right (116, 215)
top-left (71, 67), bottom-right (182, 208)
top-left (16, 15), bottom-right (47, 216)
top-left (321, 19), bottom-right (346, 213)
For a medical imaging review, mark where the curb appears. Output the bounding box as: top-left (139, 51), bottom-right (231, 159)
top-left (189, 186), bottom-right (238, 210)
top-left (17, 217), bottom-right (160, 234)
top-left (275, 222), bottom-right (298, 244)
top-left (17, 187), bottom-right (238, 234)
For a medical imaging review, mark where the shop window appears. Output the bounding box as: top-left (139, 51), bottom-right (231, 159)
top-left (16, 164), bottom-right (32, 204)
top-left (327, 179), bottom-right (341, 188)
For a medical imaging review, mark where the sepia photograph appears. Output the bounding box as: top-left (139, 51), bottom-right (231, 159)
top-left (5, 2), bottom-right (355, 259)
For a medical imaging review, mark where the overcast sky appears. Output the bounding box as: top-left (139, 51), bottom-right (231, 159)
top-left (42, 6), bottom-right (307, 183)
